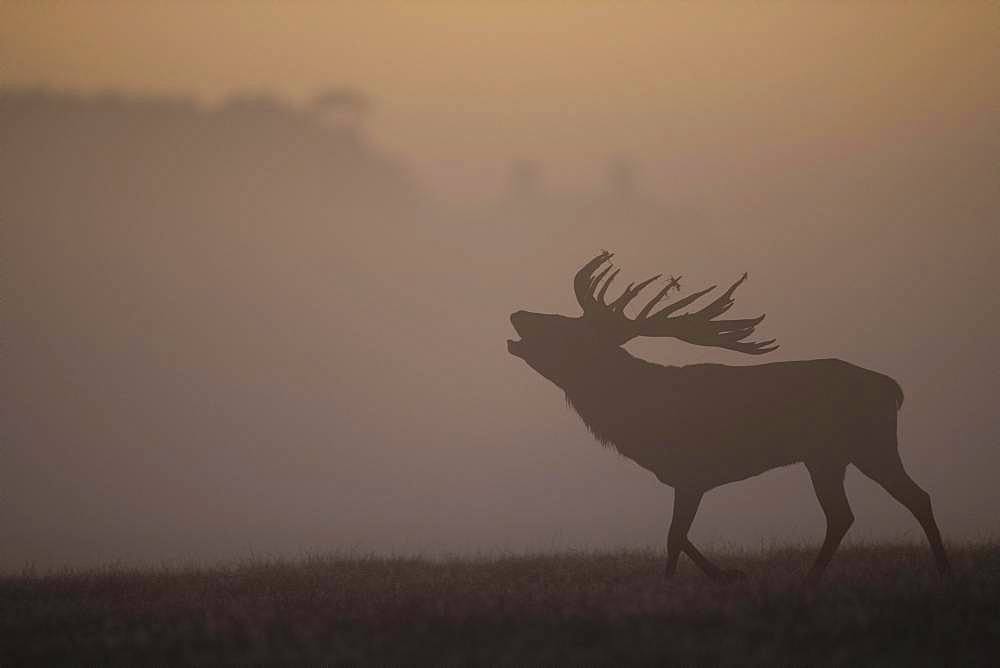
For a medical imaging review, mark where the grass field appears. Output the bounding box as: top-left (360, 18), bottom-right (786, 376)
top-left (3, 544), bottom-right (999, 665)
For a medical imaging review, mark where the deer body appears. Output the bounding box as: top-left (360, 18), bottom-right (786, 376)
top-left (508, 251), bottom-right (950, 584)
top-left (554, 353), bottom-right (900, 489)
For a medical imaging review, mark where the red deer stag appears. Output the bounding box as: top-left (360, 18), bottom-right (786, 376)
top-left (507, 250), bottom-right (950, 584)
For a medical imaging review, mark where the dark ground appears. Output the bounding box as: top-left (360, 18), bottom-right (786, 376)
top-left (2, 544), bottom-right (999, 666)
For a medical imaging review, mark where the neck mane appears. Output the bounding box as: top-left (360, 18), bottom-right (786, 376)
top-left (558, 347), bottom-right (679, 453)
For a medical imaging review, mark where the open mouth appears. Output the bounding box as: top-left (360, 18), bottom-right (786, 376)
top-left (508, 312), bottom-right (526, 355)
top-left (506, 337), bottom-right (523, 355)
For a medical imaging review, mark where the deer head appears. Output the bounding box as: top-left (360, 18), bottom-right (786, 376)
top-left (507, 250), bottom-right (777, 373)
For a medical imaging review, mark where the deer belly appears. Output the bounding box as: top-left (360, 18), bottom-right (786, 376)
top-left (615, 425), bottom-right (808, 489)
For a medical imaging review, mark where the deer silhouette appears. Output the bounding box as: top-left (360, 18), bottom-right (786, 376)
top-left (508, 251), bottom-right (950, 584)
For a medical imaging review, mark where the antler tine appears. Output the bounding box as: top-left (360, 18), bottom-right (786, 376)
top-left (610, 274), bottom-right (661, 313)
top-left (633, 271), bottom-right (776, 354)
top-left (644, 285), bottom-right (717, 320)
top-left (728, 339), bottom-right (779, 355)
top-left (636, 276), bottom-right (682, 319)
top-left (596, 268), bottom-right (621, 305)
top-left (716, 313), bottom-right (767, 332)
top-left (589, 263), bottom-right (615, 293)
top-left (709, 317), bottom-right (766, 344)
top-left (573, 251), bottom-right (614, 313)
top-left (609, 282), bottom-right (635, 310)
top-left (687, 273), bottom-right (747, 321)
top-left (641, 273), bottom-right (751, 325)
top-left (575, 251), bottom-right (666, 321)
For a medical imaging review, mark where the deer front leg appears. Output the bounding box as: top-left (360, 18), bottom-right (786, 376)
top-left (665, 488), bottom-right (745, 582)
top-left (664, 488), bottom-right (700, 577)
top-left (684, 540), bottom-right (746, 582)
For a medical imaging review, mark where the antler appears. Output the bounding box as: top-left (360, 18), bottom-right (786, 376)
top-left (573, 251), bottom-right (778, 354)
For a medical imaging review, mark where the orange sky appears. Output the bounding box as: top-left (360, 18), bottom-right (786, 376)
top-left (3, 2), bottom-right (996, 196)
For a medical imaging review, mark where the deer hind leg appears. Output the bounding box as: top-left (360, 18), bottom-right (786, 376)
top-left (854, 449), bottom-right (950, 575)
top-left (666, 488), bottom-right (743, 582)
top-left (806, 462), bottom-right (854, 585)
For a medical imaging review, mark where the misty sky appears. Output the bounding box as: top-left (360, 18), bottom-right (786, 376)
top-left (5, 2), bottom-right (996, 196)
top-left (2, 2), bottom-right (999, 571)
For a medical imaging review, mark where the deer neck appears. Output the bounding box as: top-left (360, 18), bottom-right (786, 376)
top-left (556, 347), bottom-right (683, 451)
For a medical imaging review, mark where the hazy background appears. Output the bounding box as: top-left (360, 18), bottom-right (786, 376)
top-left (2, 1), bottom-right (998, 572)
